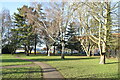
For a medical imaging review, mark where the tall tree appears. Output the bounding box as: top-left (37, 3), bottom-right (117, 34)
top-left (1, 8), bottom-right (12, 48)
top-left (74, 1), bottom-right (119, 64)
top-left (26, 2), bottom-right (75, 59)
top-left (13, 5), bottom-right (36, 56)
top-left (1, 8), bottom-right (16, 54)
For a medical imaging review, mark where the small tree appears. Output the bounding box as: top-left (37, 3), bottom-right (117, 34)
top-left (65, 22), bottom-right (82, 54)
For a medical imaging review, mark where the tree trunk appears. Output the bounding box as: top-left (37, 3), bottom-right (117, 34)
top-left (81, 40), bottom-right (90, 57)
top-left (48, 49), bottom-right (50, 56)
top-left (46, 44), bottom-right (49, 55)
top-left (61, 41), bottom-right (65, 59)
top-left (24, 45), bottom-right (29, 56)
top-left (99, 43), bottom-right (106, 64)
top-left (11, 47), bottom-right (15, 55)
top-left (53, 45), bottom-right (56, 56)
top-left (29, 47), bottom-right (33, 54)
top-left (24, 45), bottom-right (27, 55)
top-left (48, 46), bottom-right (51, 56)
top-left (99, 53), bottom-right (105, 64)
top-left (27, 46), bottom-right (29, 56)
top-left (87, 54), bottom-right (90, 57)
top-left (34, 34), bottom-right (37, 55)
top-left (71, 49), bottom-right (73, 55)
top-left (86, 50), bottom-right (90, 57)
top-left (26, 49), bottom-right (29, 56)
top-left (89, 50), bottom-right (92, 57)
top-left (99, 2), bottom-right (111, 64)
top-left (26, 52), bottom-right (29, 56)
top-left (87, 42), bottom-right (91, 57)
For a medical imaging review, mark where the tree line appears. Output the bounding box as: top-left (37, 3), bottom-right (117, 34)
top-left (1, 1), bottom-right (119, 64)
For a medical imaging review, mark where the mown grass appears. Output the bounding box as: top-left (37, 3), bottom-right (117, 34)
top-left (16, 54), bottom-right (118, 78)
top-left (2, 66), bottom-right (42, 79)
top-left (2, 54), bottom-right (32, 66)
top-left (47, 57), bottom-right (118, 78)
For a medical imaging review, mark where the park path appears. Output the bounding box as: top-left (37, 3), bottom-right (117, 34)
top-left (16, 56), bottom-right (64, 79)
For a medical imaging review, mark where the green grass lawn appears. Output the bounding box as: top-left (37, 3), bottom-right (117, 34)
top-left (2, 54), bottom-right (42, 79)
top-left (2, 66), bottom-right (42, 79)
top-left (2, 54), bottom-right (32, 66)
top-left (16, 54), bottom-right (118, 78)
top-left (47, 56), bottom-right (118, 78)
top-left (2, 54), bottom-right (119, 78)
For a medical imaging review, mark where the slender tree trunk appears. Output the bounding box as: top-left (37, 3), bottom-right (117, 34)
top-left (11, 48), bottom-right (15, 55)
top-left (87, 42), bottom-right (92, 57)
top-left (29, 47), bottom-right (33, 54)
top-left (24, 45), bottom-right (29, 56)
top-left (27, 46), bottom-right (29, 56)
top-left (26, 52), bottom-right (29, 56)
top-left (99, 2), bottom-right (110, 64)
top-left (81, 39), bottom-right (90, 57)
top-left (61, 41), bottom-right (65, 59)
top-left (34, 34), bottom-right (37, 55)
top-left (24, 45), bottom-right (27, 55)
top-left (30, 50), bottom-right (31, 54)
top-left (99, 43), bottom-right (106, 64)
top-left (48, 46), bottom-right (51, 56)
top-left (53, 45), bottom-right (56, 56)
top-left (71, 49), bottom-right (73, 55)
top-left (26, 50), bottom-right (29, 56)
top-left (48, 49), bottom-right (50, 56)
top-left (87, 53), bottom-right (90, 57)
top-left (99, 53), bottom-right (105, 64)
top-left (86, 46), bottom-right (90, 57)
top-left (46, 44), bottom-right (49, 55)
top-left (89, 50), bottom-right (92, 57)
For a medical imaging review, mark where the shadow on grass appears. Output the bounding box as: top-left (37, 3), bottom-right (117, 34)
top-left (106, 62), bottom-right (119, 64)
top-left (2, 67), bottom-right (41, 74)
top-left (2, 59), bottom-right (31, 63)
top-left (30, 57), bottom-right (98, 62)
top-left (2, 57), bottom-right (99, 62)
top-left (77, 73), bottom-right (118, 78)
top-left (3, 70), bottom-right (40, 74)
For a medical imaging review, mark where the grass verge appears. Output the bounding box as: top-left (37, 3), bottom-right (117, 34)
top-left (2, 66), bottom-right (42, 79)
top-left (15, 54), bottom-right (118, 78)
top-left (2, 54), bottom-right (118, 78)
top-left (2, 54), bottom-right (32, 66)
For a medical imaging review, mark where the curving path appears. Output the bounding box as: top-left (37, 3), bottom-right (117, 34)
top-left (16, 56), bottom-right (64, 79)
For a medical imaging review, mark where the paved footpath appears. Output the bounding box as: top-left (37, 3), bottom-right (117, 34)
top-left (16, 56), bottom-right (64, 79)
